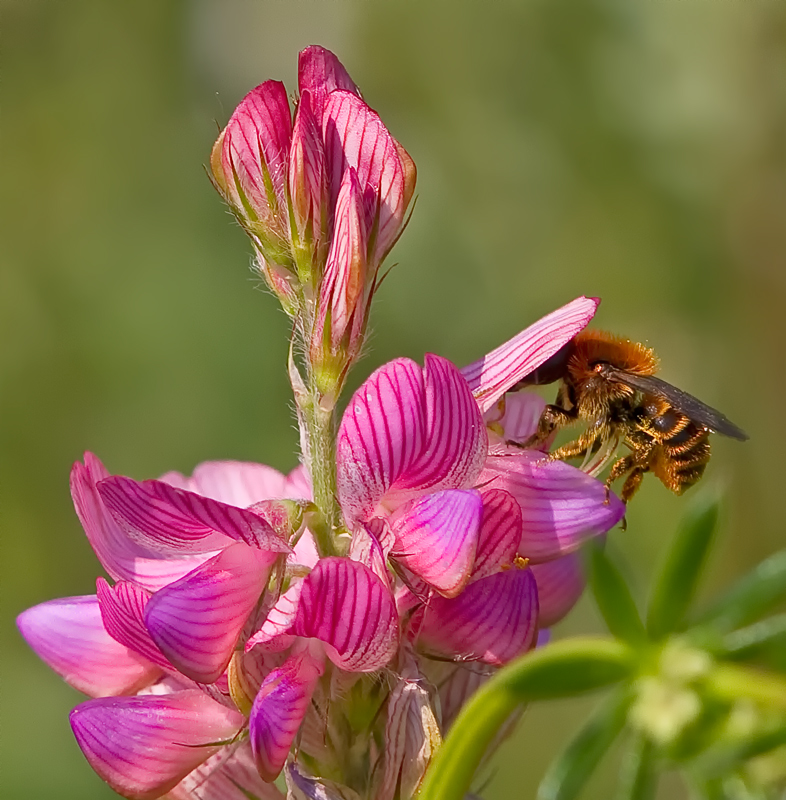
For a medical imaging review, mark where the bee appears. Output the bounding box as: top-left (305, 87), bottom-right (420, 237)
top-left (515, 329), bottom-right (748, 503)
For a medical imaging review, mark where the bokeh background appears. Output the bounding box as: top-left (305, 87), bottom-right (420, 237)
top-left (3, 1), bottom-right (784, 797)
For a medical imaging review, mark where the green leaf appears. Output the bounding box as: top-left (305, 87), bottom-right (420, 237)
top-left (417, 638), bottom-right (635, 800)
top-left (692, 721), bottom-right (786, 780)
top-left (696, 549), bottom-right (786, 633)
top-left (616, 735), bottom-right (657, 800)
top-left (647, 492), bottom-right (720, 640)
top-left (586, 542), bottom-right (647, 646)
top-left (721, 614), bottom-right (786, 660)
top-left (538, 689), bottom-right (631, 800)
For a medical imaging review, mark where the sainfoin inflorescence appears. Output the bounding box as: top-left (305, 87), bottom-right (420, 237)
top-left (18, 47), bottom-right (627, 800)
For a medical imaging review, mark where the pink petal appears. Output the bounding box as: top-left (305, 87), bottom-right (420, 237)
top-left (289, 90), bottom-right (327, 244)
top-left (283, 464), bottom-right (312, 499)
top-left (70, 690), bottom-right (244, 800)
top-left (17, 596), bottom-right (160, 697)
top-left (497, 391), bottom-right (548, 443)
top-left (145, 542), bottom-right (278, 684)
top-left (298, 45), bottom-right (361, 120)
top-left (417, 568), bottom-right (539, 666)
top-left (294, 557), bottom-right (399, 671)
top-left (72, 454), bottom-right (214, 591)
top-left (390, 489), bottom-right (482, 597)
top-left (438, 665), bottom-right (490, 732)
top-left (98, 477), bottom-right (290, 554)
top-left (531, 552), bottom-right (585, 628)
top-left (471, 489), bottom-right (522, 581)
top-left (246, 581), bottom-right (304, 652)
top-left (348, 518), bottom-right (395, 586)
top-left (250, 652), bottom-right (324, 781)
top-left (479, 452), bottom-right (625, 562)
top-left (221, 81), bottom-right (292, 224)
top-left (188, 461), bottom-right (289, 506)
top-left (337, 358), bottom-right (426, 526)
top-left (322, 90), bottom-right (406, 263)
top-left (461, 296), bottom-right (600, 412)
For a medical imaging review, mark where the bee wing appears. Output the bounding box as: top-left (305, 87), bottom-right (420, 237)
top-left (602, 367), bottom-right (749, 441)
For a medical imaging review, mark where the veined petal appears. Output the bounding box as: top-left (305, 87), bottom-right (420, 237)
top-left (461, 296), bottom-right (599, 412)
top-left (185, 461), bottom-right (290, 507)
top-left (70, 690), bottom-right (244, 800)
top-left (390, 489), bottom-right (482, 597)
top-left (322, 90), bottom-right (406, 264)
top-left (348, 518), bottom-right (394, 586)
top-left (497, 391), bottom-right (547, 444)
top-left (417, 568), bottom-right (538, 666)
top-left (479, 452), bottom-right (625, 562)
top-left (246, 580), bottom-right (304, 652)
top-left (298, 45), bottom-right (361, 120)
top-left (17, 596), bottom-right (160, 697)
top-left (337, 358), bottom-right (426, 526)
top-left (289, 91), bottom-right (327, 244)
top-left (294, 558), bottom-right (398, 671)
top-left (471, 489), bottom-right (522, 581)
top-left (145, 542), bottom-right (278, 684)
top-left (438, 664), bottom-right (490, 732)
top-left (394, 355), bottom-right (487, 496)
top-left (72, 454), bottom-right (214, 592)
top-left (98, 477), bottom-right (290, 554)
top-left (250, 652), bottom-right (324, 781)
top-left (531, 552), bottom-right (585, 628)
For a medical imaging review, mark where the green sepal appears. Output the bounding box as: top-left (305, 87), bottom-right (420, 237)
top-left (647, 492), bottom-right (720, 640)
top-left (417, 638), bottom-right (634, 800)
top-left (586, 542), bottom-right (647, 647)
top-left (616, 735), bottom-right (657, 800)
top-left (538, 688), bottom-right (631, 800)
top-left (721, 614), bottom-right (786, 662)
top-left (690, 720), bottom-right (786, 781)
top-left (695, 549), bottom-right (786, 634)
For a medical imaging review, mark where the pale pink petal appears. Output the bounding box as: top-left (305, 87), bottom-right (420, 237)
top-left (471, 489), bottom-right (522, 581)
top-left (250, 652), bottom-right (324, 781)
top-left (390, 490), bottom-right (482, 597)
top-left (291, 529), bottom-right (320, 569)
top-left (17, 596), bottom-right (160, 697)
top-left (145, 542), bottom-right (278, 684)
top-left (294, 558), bottom-right (399, 671)
top-left (189, 461), bottom-right (289, 507)
top-left (531, 552), bottom-right (585, 628)
top-left (393, 355), bottom-right (488, 497)
top-left (322, 90), bottom-right (406, 263)
top-left (417, 568), bottom-right (539, 666)
top-left (246, 581), bottom-right (304, 651)
top-left (498, 392), bottom-right (548, 443)
top-left (438, 665), bottom-right (490, 732)
top-left (337, 358), bottom-right (426, 526)
top-left (348, 518), bottom-right (394, 586)
top-left (72, 454), bottom-right (215, 591)
top-left (461, 296), bottom-right (599, 412)
top-left (98, 477), bottom-right (290, 553)
top-left (283, 464), bottom-right (312, 499)
top-left (70, 690), bottom-right (244, 800)
top-left (289, 90), bottom-right (327, 243)
top-left (479, 452), bottom-right (625, 562)
top-left (298, 45), bottom-right (360, 120)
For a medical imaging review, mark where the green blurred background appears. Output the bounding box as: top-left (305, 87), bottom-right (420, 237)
top-left (2, 1), bottom-right (784, 797)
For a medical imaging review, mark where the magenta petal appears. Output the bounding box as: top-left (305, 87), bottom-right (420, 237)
top-left (246, 581), bottom-right (304, 652)
top-left (322, 90), bottom-right (406, 262)
top-left (348, 518), bottom-right (395, 586)
top-left (99, 477), bottom-right (290, 554)
top-left (72, 455), bottom-right (212, 591)
top-left (17, 596), bottom-right (160, 697)
top-left (531, 553), bottom-right (585, 628)
top-left (294, 558), bottom-right (398, 671)
top-left (337, 358), bottom-right (426, 526)
top-left (461, 296), bottom-right (600, 412)
top-left (250, 653), bottom-right (324, 782)
top-left (472, 489), bottom-right (522, 581)
top-left (479, 452), bottom-right (626, 562)
top-left (418, 568), bottom-right (539, 666)
top-left (70, 690), bottom-right (244, 800)
top-left (289, 90), bottom-right (327, 243)
top-left (391, 489), bottom-right (482, 597)
top-left (395, 355), bottom-right (488, 495)
top-left (96, 578), bottom-right (170, 671)
top-left (298, 45), bottom-right (360, 120)
top-left (145, 542), bottom-right (277, 684)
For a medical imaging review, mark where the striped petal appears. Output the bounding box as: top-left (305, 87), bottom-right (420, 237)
top-left (531, 552), bottom-right (585, 628)
top-left (417, 568), bottom-right (539, 666)
top-left (16, 596), bottom-right (160, 697)
top-left (479, 452), bottom-right (625, 562)
top-left (289, 90), bottom-right (327, 245)
top-left (390, 490), bottom-right (482, 597)
top-left (246, 581), bottom-right (304, 652)
top-left (98, 477), bottom-right (290, 554)
top-left (471, 489), bottom-right (522, 581)
top-left (322, 90), bottom-right (406, 263)
top-left (72, 454), bottom-right (214, 591)
top-left (294, 558), bottom-right (399, 671)
top-left (145, 542), bottom-right (278, 684)
top-left (298, 45), bottom-right (360, 121)
top-left (249, 652), bottom-right (324, 781)
top-left (70, 690), bottom-right (244, 800)
top-left (497, 391), bottom-right (548, 444)
top-left (337, 358), bottom-right (426, 526)
top-left (461, 296), bottom-right (599, 413)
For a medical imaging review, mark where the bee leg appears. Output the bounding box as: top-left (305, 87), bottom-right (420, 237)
top-left (550, 426), bottom-right (605, 463)
top-left (620, 469), bottom-right (645, 504)
top-left (604, 455), bottom-right (635, 505)
top-left (517, 404), bottom-right (577, 449)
